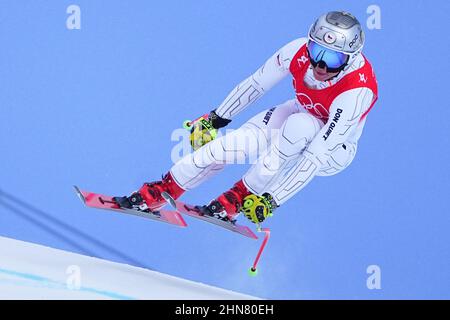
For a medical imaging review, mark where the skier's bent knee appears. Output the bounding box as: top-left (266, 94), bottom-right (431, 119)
top-left (282, 113), bottom-right (321, 145)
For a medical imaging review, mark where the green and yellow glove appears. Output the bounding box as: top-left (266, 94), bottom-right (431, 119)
top-left (241, 193), bottom-right (277, 224)
top-left (184, 110), bottom-right (231, 151)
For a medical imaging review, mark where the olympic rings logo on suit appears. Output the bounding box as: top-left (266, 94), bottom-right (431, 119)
top-left (296, 92), bottom-right (329, 119)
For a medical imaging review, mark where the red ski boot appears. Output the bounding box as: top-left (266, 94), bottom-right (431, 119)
top-left (203, 179), bottom-right (251, 222)
top-left (116, 172), bottom-right (185, 212)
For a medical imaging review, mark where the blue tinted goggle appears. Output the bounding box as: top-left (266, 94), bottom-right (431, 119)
top-left (307, 40), bottom-right (349, 72)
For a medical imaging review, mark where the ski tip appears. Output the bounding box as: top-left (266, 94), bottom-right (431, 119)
top-left (178, 215), bottom-right (188, 227)
top-left (73, 185), bottom-right (86, 204)
top-left (244, 227), bottom-right (259, 240)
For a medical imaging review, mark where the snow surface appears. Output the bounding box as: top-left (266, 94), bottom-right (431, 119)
top-left (0, 236), bottom-right (257, 300)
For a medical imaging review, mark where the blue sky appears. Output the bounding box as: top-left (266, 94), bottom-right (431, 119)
top-left (0, 0), bottom-right (449, 299)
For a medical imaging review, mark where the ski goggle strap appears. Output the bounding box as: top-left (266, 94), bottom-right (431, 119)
top-left (307, 40), bottom-right (349, 71)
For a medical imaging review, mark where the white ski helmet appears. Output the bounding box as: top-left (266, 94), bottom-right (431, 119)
top-left (308, 11), bottom-right (365, 71)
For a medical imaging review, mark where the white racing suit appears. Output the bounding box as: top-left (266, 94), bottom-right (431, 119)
top-left (170, 38), bottom-right (377, 206)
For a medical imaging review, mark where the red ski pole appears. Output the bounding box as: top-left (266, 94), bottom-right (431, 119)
top-left (248, 227), bottom-right (271, 276)
top-left (182, 113), bottom-right (210, 130)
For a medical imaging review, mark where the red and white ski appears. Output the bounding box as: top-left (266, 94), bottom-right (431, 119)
top-left (161, 192), bottom-right (258, 239)
top-left (74, 186), bottom-right (187, 227)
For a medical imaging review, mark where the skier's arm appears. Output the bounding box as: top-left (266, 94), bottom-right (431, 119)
top-left (213, 38), bottom-right (307, 121)
top-left (188, 38), bottom-right (306, 151)
top-left (268, 87), bottom-right (375, 205)
top-left (305, 87), bottom-right (375, 166)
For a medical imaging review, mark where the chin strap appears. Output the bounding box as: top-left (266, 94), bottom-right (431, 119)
top-left (325, 70), bottom-right (344, 81)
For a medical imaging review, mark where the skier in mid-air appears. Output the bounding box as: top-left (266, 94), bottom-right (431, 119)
top-left (119, 11), bottom-right (378, 225)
